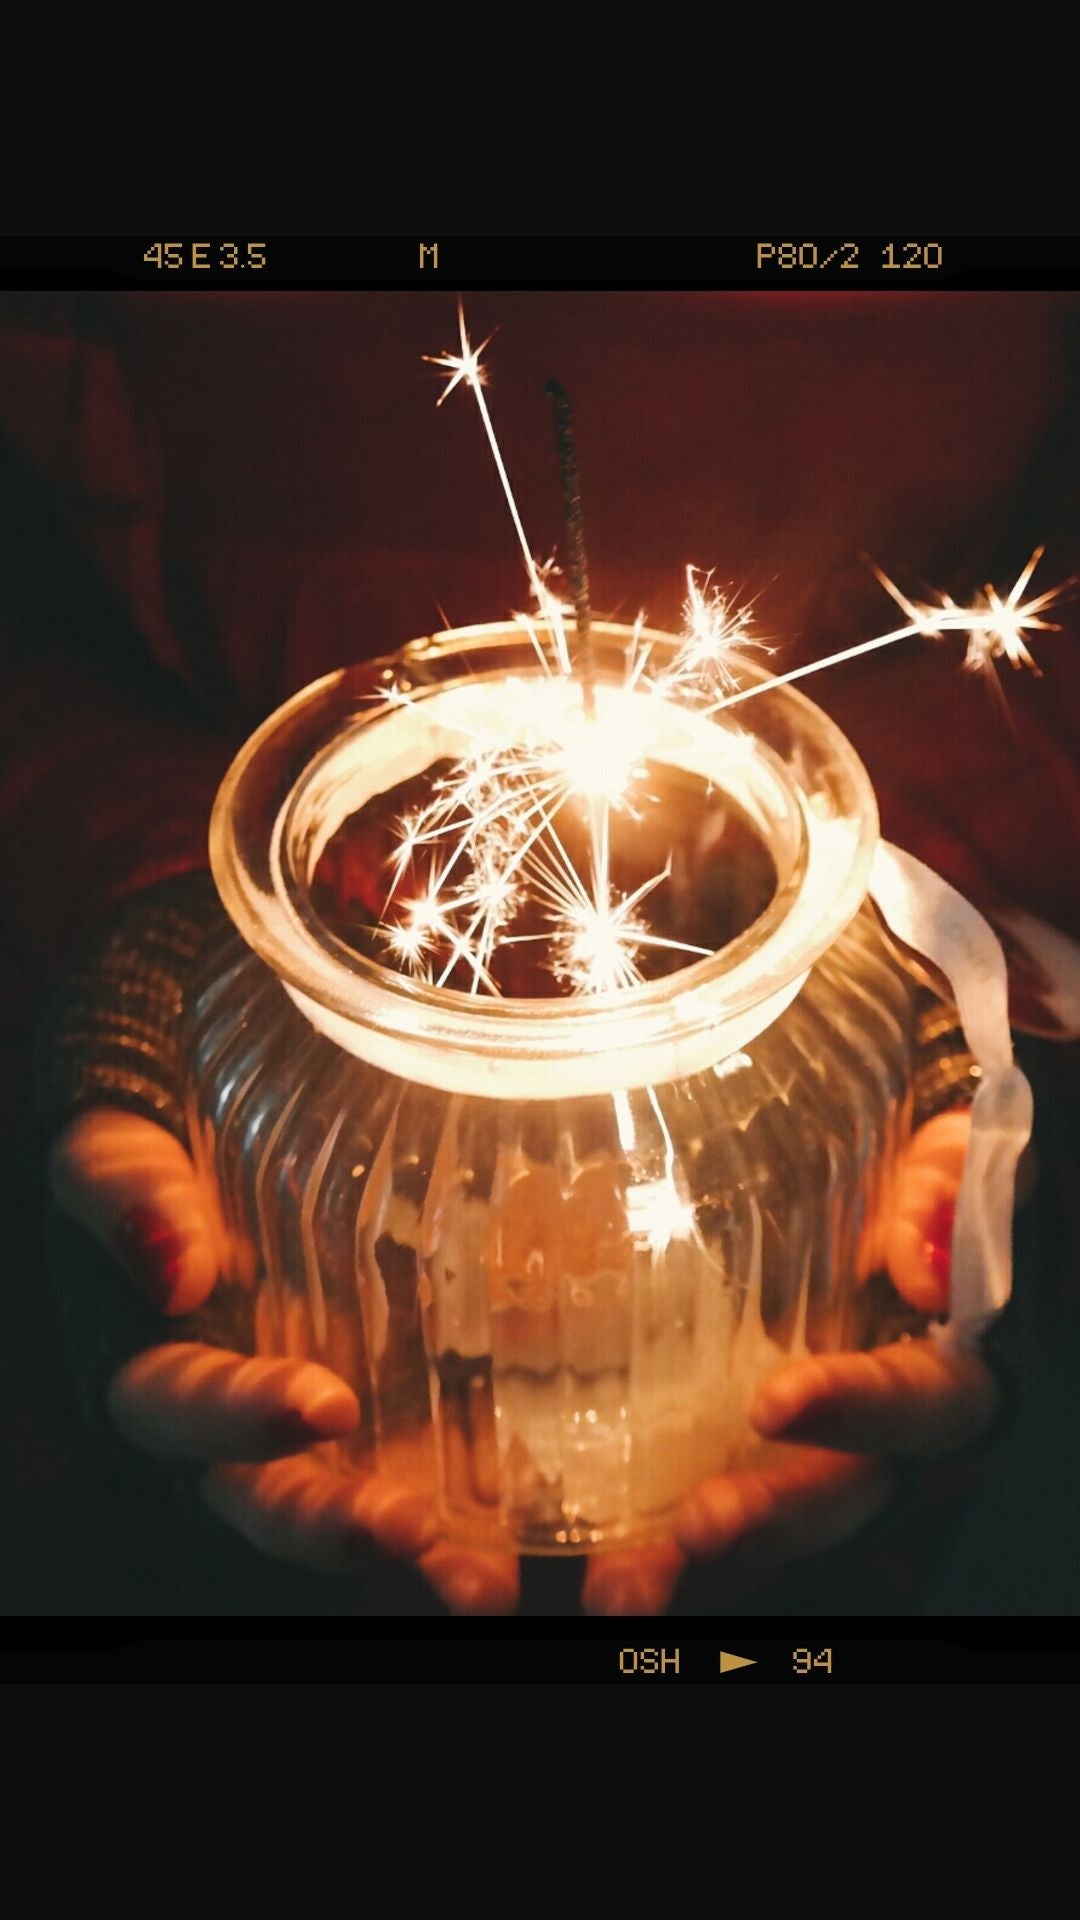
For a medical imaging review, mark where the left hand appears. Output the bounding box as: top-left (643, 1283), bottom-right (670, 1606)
top-left (581, 1110), bottom-right (1007, 1616)
top-left (49, 1109), bottom-right (522, 1616)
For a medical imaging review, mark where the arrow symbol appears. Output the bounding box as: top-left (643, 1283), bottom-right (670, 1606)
top-left (719, 1651), bottom-right (756, 1674)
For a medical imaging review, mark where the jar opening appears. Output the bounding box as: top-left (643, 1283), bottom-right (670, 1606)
top-left (276, 666), bottom-right (808, 1016)
top-left (211, 623), bottom-right (880, 1097)
top-left (307, 749), bottom-right (781, 1000)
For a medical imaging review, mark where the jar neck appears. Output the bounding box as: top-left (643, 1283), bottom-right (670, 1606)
top-left (211, 623), bottom-right (879, 1098)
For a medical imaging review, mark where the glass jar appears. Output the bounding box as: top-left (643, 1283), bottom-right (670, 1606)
top-left (186, 622), bottom-right (975, 1551)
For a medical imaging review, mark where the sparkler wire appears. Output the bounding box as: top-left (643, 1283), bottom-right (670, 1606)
top-left (544, 379), bottom-right (597, 720)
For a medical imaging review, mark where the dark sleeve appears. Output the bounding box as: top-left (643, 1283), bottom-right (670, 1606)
top-left (0, 432), bottom-right (237, 972)
top-left (32, 871), bottom-right (258, 1434)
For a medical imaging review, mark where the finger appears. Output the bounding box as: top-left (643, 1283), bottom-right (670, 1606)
top-left (884, 1109), bottom-right (971, 1313)
top-left (118, 1355), bottom-right (515, 1609)
top-left (49, 1109), bottom-right (217, 1314)
top-left (416, 1542), bottom-right (521, 1616)
top-left (201, 1456), bottom-right (439, 1571)
top-left (582, 1541), bottom-right (686, 1617)
top-left (885, 1166), bottom-right (957, 1312)
top-left (676, 1449), bottom-right (893, 1571)
top-left (749, 1336), bottom-right (999, 1457)
top-left (901, 1109), bottom-right (971, 1179)
top-left (108, 1342), bottom-right (361, 1462)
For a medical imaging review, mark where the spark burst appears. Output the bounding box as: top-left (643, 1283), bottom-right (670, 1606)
top-left (659, 566), bottom-right (765, 699)
top-left (375, 305), bottom-right (1068, 1000)
top-left (378, 679), bottom-right (668, 996)
top-left (707, 548), bottom-right (1068, 719)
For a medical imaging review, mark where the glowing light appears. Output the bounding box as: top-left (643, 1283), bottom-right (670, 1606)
top-left (550, 886), bottom-right (651, 994)
top-left (660, 565), bottom-right (763, 699)
top-left (958, 548), bottom-right (1060, 677)
top-left (626, 1177), bottom-right (697, 1254)
top-left (712, 549), bottom-right (1068, 717)
top-left (555, 708), bottom-right (644, 806)
top-left (422, 301), bottom-right (496, 408)
top-left (423, 299), bottom-right (563, 628)
top-left (383, 308), bottom-right (706, 998)
top-left (372, 305), bottom-right (1069, 1002)
top-left (379, 869), bottom-right (455, 978)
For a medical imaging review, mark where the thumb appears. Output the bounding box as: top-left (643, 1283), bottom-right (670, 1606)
top-left (49, 1108), bottom-right (219, 1314)
top-left (882, 1109), bottom-right (971, 1315)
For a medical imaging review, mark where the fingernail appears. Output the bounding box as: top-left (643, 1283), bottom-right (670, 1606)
top-left (924, 1197), bottom-right (955, 1290)
top-left (115, 1206), bottom-right (183, 1309)
top-left (752, 1379), bottom-right (809, 1438)
top-left (290, 1369), bottom-right (360, 1436)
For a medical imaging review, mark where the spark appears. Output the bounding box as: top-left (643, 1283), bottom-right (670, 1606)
top-left (378, 868), bottom-right (456, 979)
top-left (707, 548), bottom-right (1068, 717)
top-left (538, 854), bottom-right (692, 996)
top-left (550, 887), bottom-right (651, 994)
top-left (625, 1089), bottom-right (697, 1252)
top-left (374, 306), bottom-right (1070, 1002)
top-left (424, 298), bottom-right (563, 628)
top-left (389, 717), bottom-right (650, 994)
top-left (378, 538), bottom-right (1068, 994)
top-left (658, 566), bottom-right (764, 699)
top-left (626, 1176), bottom-right (697, 1255)
top-left (379, 306), bottom-right (693, 999)
top-left (422, 302), bottom-right (497, 408)
top-left (956, 547), bottom-right (1060, 678)
top-left (868, 550), bottom-right (1060, 675)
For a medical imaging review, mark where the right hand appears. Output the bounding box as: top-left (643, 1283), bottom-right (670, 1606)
top-left (579, 1108), bottom-right (1026, 1616)
top-left (48, 1109), bottom-right (519, 1616)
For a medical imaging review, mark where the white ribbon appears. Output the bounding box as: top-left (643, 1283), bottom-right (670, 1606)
top-left (870, 841), bottom-right (1033, 1347)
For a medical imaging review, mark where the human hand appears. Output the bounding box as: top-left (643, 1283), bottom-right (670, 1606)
top-left (49, 1107), bottom-right (1013, 1618)
top-left (48, 1109), bottom-right (520, 1615)
top-left (581, 1109), bottom-right (1008, 1616)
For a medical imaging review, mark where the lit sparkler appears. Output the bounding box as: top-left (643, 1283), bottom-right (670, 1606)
top-left (424, 301), bottom-right (566, 634)
top-left (377, 304), bottom-right (1068, 1001)
top-left (706, 548), bottom-right (1068, 720)
top-left (378, 683), bottom-right (667, 995)
top-left (412, 302), bottom-right (684, 995)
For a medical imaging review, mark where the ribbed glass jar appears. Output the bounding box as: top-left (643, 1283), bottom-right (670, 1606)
top-left (186, 623), bottom-right (974, 1551)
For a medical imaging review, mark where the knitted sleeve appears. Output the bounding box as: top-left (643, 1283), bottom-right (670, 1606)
top-left (33, 870), bottom-right (257, 1431)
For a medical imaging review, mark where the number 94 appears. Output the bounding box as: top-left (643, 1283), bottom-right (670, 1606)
top-left (793, 1648), bottom-right (833, 1675)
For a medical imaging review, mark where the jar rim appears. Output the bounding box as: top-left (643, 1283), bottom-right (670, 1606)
top-left (210, 620), bottom-right (879, 1096)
